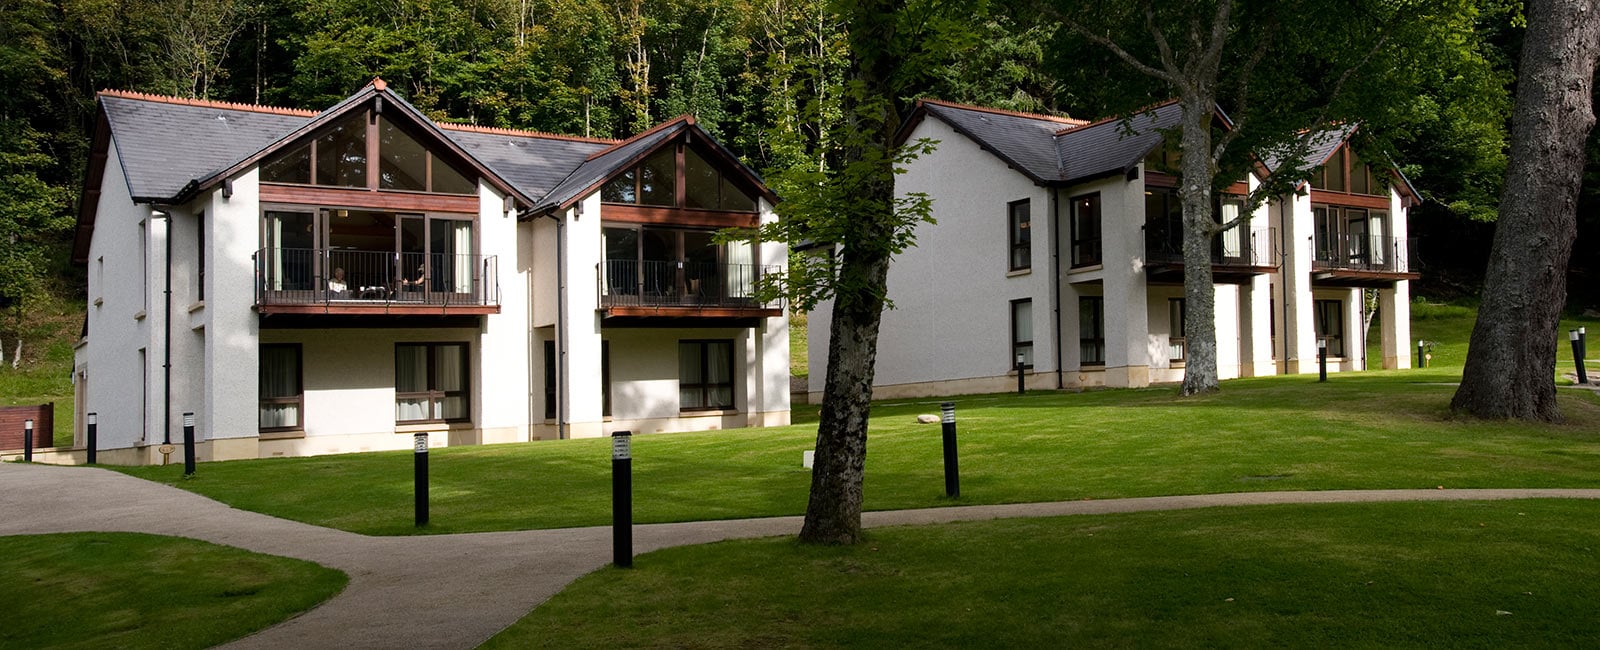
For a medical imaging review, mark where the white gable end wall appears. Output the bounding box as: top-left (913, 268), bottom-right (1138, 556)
top-left (815, 115), bottom-right (1056, 399)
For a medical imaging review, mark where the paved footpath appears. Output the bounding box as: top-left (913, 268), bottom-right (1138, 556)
top-left (5, 462), bottom-right (1600, 649)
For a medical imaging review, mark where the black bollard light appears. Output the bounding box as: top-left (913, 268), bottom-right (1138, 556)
top-left (414, 432), bottom-right (429, 527)
top-left (1417, 340), bottom-right (1426, 369)
top-left (941, 402), bottom-right (960, 498)
top-left (1572, 330), bottom-right (1589, 385)
top-left (86, 413), bottom-right (98, 465)
top-left (182, 412), bottom-right (196, 476)
top-left (1581, 327), bottom-right (1588, 369)
top-left (613, 430), bottom-right (633, 568)
top-left (23, 418), bottom-right (34, 462)
top-left (1015, 352), bottom-right (1026, 396)
top-left (1318, 339), bottom-right (1328, 382)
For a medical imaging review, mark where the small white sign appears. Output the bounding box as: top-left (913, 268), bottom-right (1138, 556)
top-left (803, 450), bottom-right (815, 469)
top-left (612, 435), bottom-right (631, 460)
top-left (413, 433), bottom-right (429, 453)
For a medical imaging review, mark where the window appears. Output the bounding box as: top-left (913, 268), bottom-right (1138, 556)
top-left (260, 344), bottom-right (303, 431)
top-left (1008, 199), bottom-right (1031, 271)
top-left (1169, 298), bottom-right (1187, 363)
top-left (1314, 300), bottom-right (1344, 358)
top-left (196, 216), bottom-right (206, 302)
top-left (1071, 194), bottom-right (1102, 268)
top-left (543, 340), bottom-right (556, 420)
top-left (1310, 147), bottom-right (1386, 196)
top-left (679, 340), bottom-right (734, 411)
top-left (258, 108), bottom-right (476, 194)
top-left (1080, 297), bottom-right (1105, 366)
top-left (601, 144), bottom-right (758, 212)
top-left (396, 343), bottom-right (469, 422)
top-left (1011, 299), bottom-right (1034, 369)
top-left (602, 341), bottom-right (612, 418)
top-left (139, 221), bottom-right (148, 312)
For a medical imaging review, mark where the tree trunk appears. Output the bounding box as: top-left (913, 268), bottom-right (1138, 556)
top-left (800, 251), bottom-right (890, 544)
top-left (1451, 0), bottom-right (1599, 421)
top-left (1179, 92), bottom-right (1221, 396)
top-left (798, 0), bottom-right (901, 545)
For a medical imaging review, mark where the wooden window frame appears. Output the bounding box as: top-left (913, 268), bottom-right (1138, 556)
top-left (395, 342), bottom-right (471, 424)
top-left (600, 140), bottom-right (760, 215)
top-left (1008, 199), bottom-right (1031, 271)
top-left (679, 339), bottom-right (735, 412)
top-left (260, 106), bottom-right (478, 195)
top-left (1169, 298), bottom-right (1187, 365)
top-left (259, 343), bottom-right (304, 433)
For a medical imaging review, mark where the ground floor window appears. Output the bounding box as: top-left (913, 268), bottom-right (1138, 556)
top-left (680, 340), bottom-right (734, 411)
top-left (543, 340), bottom-right (556, 420)
top-left (396, 342), bottom-right (469, 423)
top-left (1169, 298), bottom-right (1187, 364)
top-left (1011, 299), bottom-right (1034, 369)
top-left (260, 344), bottom-right (303, 431)
top-left (602, 341), bottom-right (612, 417)
top-left (1080, 297), bottom-right (1105, 366)
top-left (1314, 299), bottom-right (1345, 358)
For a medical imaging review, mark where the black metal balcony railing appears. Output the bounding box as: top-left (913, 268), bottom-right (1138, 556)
top-left (255, 248), bottom-right (499, 309)
top-left (600, 260), bottom-right (782, 310)
top-left (1311, 234), bottom-right (1418, 274)
top-left (1145, 226), bottom-right (1277, 267)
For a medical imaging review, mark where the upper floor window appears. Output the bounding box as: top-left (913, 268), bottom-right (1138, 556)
top-left (1071, 193), bottom-right (1102, 268)
top-left (1310, 147), bottom-right (1387, 196)
top-left (260, 110), bottom-right (476, 195)
top-left (1008, 199), bottom-right (1031, 271)
top-left (602, 143), bottom-right (758, 212)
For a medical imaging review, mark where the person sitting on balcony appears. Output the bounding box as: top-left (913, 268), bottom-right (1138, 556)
top-left (328, 267), bottom-right (350, 298)
top-left (398, 264), bottom-right (426, 293)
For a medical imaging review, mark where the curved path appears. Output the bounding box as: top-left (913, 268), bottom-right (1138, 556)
top-left (4, 461), bottom-right (1599, 649)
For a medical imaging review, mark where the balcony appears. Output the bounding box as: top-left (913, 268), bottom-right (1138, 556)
top-left (1144, 226), bottom-right (1278, 284)
top-left (254, 248), bottom-right (500, 316)
top-left (1311, 234), bottom-right (1421, 287)
top-left (599, 260), bottom-right (783, 322)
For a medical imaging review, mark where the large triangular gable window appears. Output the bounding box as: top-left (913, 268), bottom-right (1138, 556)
top-left (601, 142), bottom-right (758, 212)
top-left (260, 109), bottom-right (477, 195)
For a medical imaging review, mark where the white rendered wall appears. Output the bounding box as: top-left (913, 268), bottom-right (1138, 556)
top-left (754, 198), bottom-right (791, 420)
top-left (834, 116), bottom-right (1055, 391)
top-left (202, 170), bottom-right (260, 448)
top-left (1067, 173), bottom-right (1149, 387)
top-left (1276, 191), bottom-right (1319, 373)
top-left (81, 137), bottom-right (157, 451)
top-left (563, 193), bottom-right (606, 438)
top-left (1381, 190), bottom-right (1413, 369)
top-left (475, 182), bottom-right (531, 444)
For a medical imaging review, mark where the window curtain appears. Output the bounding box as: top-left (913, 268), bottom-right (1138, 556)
top-left (266, 214), bottom-right (285, 291)
top-left (452, 221), bottom-right (473, 294)
top-left (437, 345), bottom-right (466, 419)
top-left (1220, 202), bottom-right (1242, 258)
top-left (259, 347), bottom-right (300, 428)
top-left (679, 342), bottom-right (704, 409)
top-left (707, 342), bottom-right (733, 408)
top-left (396, 346), bottom-right (429, 421)
top-left (726, 240), bottom-right (753, 298)
top-left (1369, 213), bottom-right (1387, 265)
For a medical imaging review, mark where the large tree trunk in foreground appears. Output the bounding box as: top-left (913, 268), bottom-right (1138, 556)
top-left (1451, 0), bottom-right (1600, 421)
top-left (1178, 92), bottom-right (1222, 396)
top-left (798, 0), bottom-right (901, 545)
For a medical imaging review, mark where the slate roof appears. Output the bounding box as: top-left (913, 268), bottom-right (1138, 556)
top-left (1260, 123), bottom-right (1358, 178)
top-left (912, 99), bottom-right (1185, 186)
top-left (100, 93), bottom-right (313, 201)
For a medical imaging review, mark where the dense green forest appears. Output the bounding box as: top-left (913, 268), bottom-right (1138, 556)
top-left (0, 0), bottom-right (1596, 366)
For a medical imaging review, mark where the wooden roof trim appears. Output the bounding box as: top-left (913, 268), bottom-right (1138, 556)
top-left (585, 114), bottom-right (696, 162)
top-left (551, 119), bottom-right (779, 212)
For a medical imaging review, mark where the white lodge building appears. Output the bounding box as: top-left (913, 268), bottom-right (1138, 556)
top-left (809, 100), bottom-right (1419, 400)
top-left (72, 80), bottom-right (789, 464)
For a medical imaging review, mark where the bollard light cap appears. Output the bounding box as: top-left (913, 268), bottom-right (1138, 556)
top-left (87, 412), bottom-right (97, 425)
top-left (1573, 330), bottom-right (1581, 341)
top-left (183, 412), bottom-right (195, 427)
top-left (23, 419), bottom-right (33, 429)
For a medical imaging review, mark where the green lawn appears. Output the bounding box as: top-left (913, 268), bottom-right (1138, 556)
top-left (0, 293), bottom-right (84, 447)
top-left (790, 311), bottom-right (809, 379)
top-left (0, 532), bottom-right (346, 649)
top-left (488, 499), bottom-right (1600, 648)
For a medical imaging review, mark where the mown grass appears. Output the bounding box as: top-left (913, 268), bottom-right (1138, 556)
top-left (790, 311), bottom-right (809, 379)
top-left (488, 499), bottom-right (1600, 648)
top-left (117, 363), bottom-right (1600, 536)
top-left (0, 532), bottom-right (346, 649)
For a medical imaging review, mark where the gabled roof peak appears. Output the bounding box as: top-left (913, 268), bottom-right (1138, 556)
top-left (98, 89), bottom-right (319, 118)
top-left (584, 114), bottom-right (696, 161)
